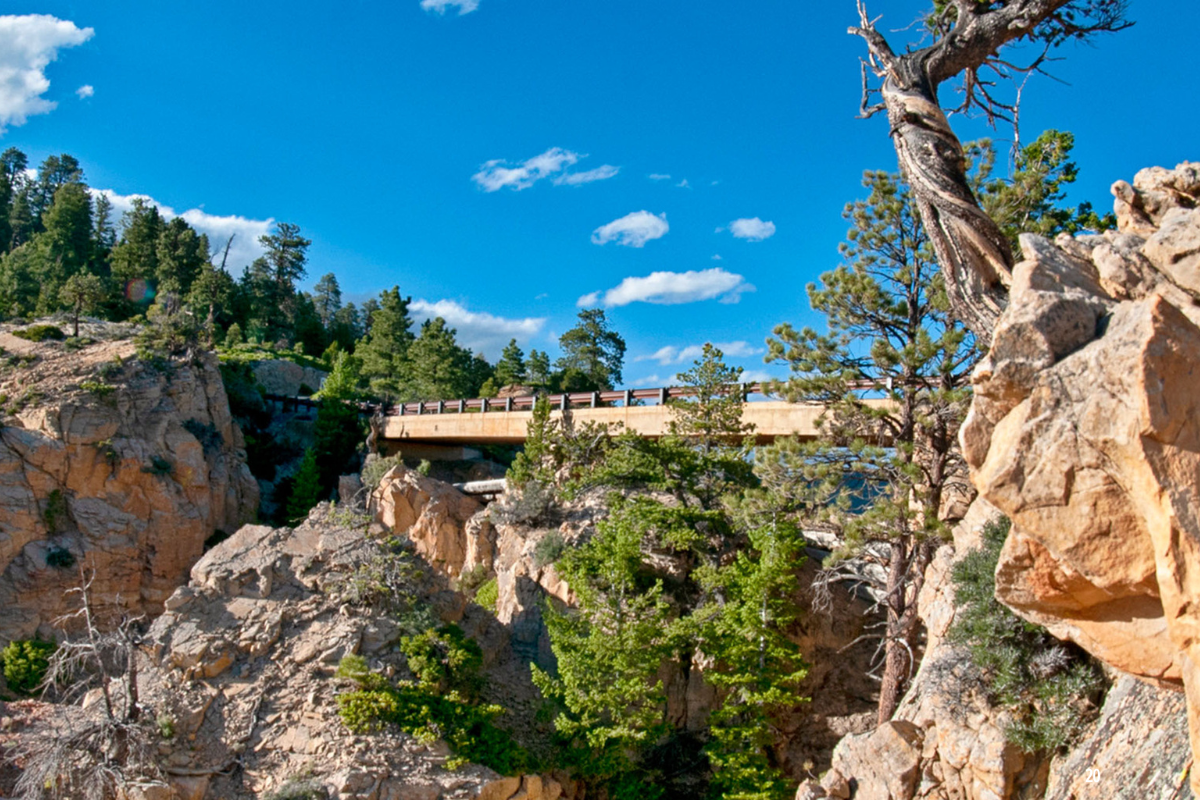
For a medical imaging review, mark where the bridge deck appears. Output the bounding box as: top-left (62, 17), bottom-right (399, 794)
top-left (382, 401), bottom-right (836, 445)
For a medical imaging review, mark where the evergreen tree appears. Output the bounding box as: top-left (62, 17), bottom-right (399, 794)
top-left (32, 154), bottom-right (83, 223)
top-left (0, 147), bottom-right (24, 255)
top-left (258, 221), bottom-right (310, 339)
top-left (59, 272), bottom-right (105, 337)
top-left (971, 130), bottom-right (1115, 250)
top-left (533, 347), bottom-right (802, 798)
top-left (33, 182), bottom-right (94, 314)
top-left (286, 449), bottom-right (323, 524)
top-left (313, 272), bottom-right (342, 327)
top-left (555, 309), bottom-right (626, 391)
top-left (292, 292), bottom-right (328, 356)
top-left (357, 287), bottom-right (415, 397)
top-left (330, 302), bottom-right (362, 352)
top-left (406, 317), bottom-right (475, 400)
top-left (765, 168), bottom-right (976, 724)
top-left (494, 338), bottom-right (527, 387)
top-left (0, 244), bottom-right (39, 317)
top-left (526, 349), bottom-right (551, 390)
top-left (109, 198), bottom-right (164, 292)
top-left (186, 261), bottom-right (235, 337)
top-left (155, 216), bottom-right (208, 296)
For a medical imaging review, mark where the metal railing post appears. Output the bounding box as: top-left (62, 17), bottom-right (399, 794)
top-left (505, 397), bottom-right (513, 412)
top-left (659, 387), bottom-right (668, 405)
top-left (623, 389), bottom-right (632, 407)
top-left (437, 400), bottom-right (445, 414)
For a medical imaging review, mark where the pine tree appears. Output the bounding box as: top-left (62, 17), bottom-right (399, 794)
top-left (109, 198), bottom-right (164, 290)
top-left (765, 168), bottom-right (976, 724)
top-left (555, 309), bottom-right (626, 391)
top-left (33, 182), bottom-right (94, 314)
top-left (59, 273), bottom-right (105, 337)
top-left (287, 449), bottom-right (323, 524)
top-left (526, 349), bottom-right (551, 390)
top-left (155, 217), bottom-right (207, 296)
top-left (494, 338), bottom-right (527, 387)
top-left (357, 287), bottom-right (415, 397)
top-left (406, 317), bottom-right (475, 401)
top-left (313, 272), bottom-right (342, 327)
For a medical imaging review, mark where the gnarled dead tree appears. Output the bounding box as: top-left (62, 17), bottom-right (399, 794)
top-left (850, 0), bottom-right (1131, 338)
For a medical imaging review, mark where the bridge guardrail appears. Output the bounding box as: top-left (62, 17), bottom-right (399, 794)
top-left (387, 379), bottom-right (890, 417)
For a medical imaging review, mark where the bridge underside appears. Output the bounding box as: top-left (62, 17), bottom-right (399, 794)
top-left (381, 401), bottom-right (830, 448)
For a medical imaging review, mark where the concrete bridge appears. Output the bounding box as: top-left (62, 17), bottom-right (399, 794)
top-left (379, 384), bottom-right (888, 458)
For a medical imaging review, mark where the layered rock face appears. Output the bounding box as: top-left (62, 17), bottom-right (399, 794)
top-left (249, 358), bottom-right (326, 397)
top-left (137, 507), bottom-right (575, 800)
top-left (961, 162), bottom-right (1200, 791)
top-left (0, 337), bottom-right (258, 640)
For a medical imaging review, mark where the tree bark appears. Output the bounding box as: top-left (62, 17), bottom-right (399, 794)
top-left (852, 0), bottom-right (1131, 339)
top-left (881, 66), bottom-right (1013, 337)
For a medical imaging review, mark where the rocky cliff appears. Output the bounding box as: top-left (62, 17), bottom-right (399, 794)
top-left (962, 162), bottom-right (1200, 794)
top-left (0, 330), bottom-right (259, 641)
top-left (798, 162), bottom-right (1200, 800)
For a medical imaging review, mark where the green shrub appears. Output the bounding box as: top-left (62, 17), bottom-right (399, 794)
top-left (156, 712), bottom-right (176, 739)
top-left (474, 577), bottom-right (499, 614)
top-left (97, 439), bottom-right (120, 467)
top-left (182, 419), bottom-right (222, 452)
top-left (457, 564), bottom-right (489, 593)
top-left (63, 336), bottom-right (92, 352)
top-left (2, 639), bottom-right (55, 695)
top-left (97, 359), bottom-right (124, 381)
top-left (46, 545), bottom-right (75, 570)
top-left (335, 632), bottom-right (529, 774)
top-left (949, 517), bottom-right (1105, 752)
top-left (263, 778), bottom-right (327, 800)
top-left (533, 531), bottom-right (567, 568)
top-left (361, 454), bottom-right (403, 491)
top-left (416, 459), bottom-right (432, 477)
top-left (43, 489), bottom-right (69, 533)
top-left (12, 324), bottom-right (66, 342)
top-left (142, 455), bottom-right (174, 477)
top-left (79, 380), bottom-right (115, 399)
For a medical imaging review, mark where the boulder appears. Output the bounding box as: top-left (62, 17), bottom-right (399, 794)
top-left (249, 359), bottom-right (326, 397)
top-left (963, 162), bottom-right (1200, 793)
top-left (370, 464), bottom-right (487, 577)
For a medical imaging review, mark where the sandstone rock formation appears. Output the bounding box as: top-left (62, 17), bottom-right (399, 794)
top-left (131, 506), bottom-right (569, 799)
top-left (0, 335), bottom-right (258, 641)
top-left (371, 464), bottom-right (493, 578)
top-left (249, 359), bottom-right (327, 397)
top-left (960, 161), bottom-right (1200, 791)
top-left (795, 497), bottom-right (1194, 800)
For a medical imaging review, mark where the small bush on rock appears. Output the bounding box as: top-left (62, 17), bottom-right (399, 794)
top-left (46, 545), bottom-right (76, 571)
top-left (361, 453), bottom-right (403, 492)
top-left (474, 577), bottom-right (499, 614)
top-left (264, 778), bottom-right (328, 800)
top-left (12, 324), bottom-right (66, 342)
top-left (335, 627), bottom-right (529, 774)
top-left (533, 531), bottom-right (567, 568)
top-left (2, 639), bottom-right (55, 695)
top-left (949, 516), bottom-right (1106, 753)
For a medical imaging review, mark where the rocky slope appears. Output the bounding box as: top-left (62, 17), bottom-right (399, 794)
top-left (0, 327), bottom-right (259, 642)
top-left (800, 163), bottom-right (1200, 799)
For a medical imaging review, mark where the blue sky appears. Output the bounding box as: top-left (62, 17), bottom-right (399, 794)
top-left (2, 1), bottom-right (1195, 387)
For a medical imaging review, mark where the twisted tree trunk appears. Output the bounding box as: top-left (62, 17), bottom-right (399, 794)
top-left (881, 66), bottom-right (1014, 336)
top-left (851, 0), bottom-right (1131, 339)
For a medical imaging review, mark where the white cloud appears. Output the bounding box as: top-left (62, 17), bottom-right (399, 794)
top-left (591, 210), bottom-right (668, 248)
top-left (636, 340), bottom-right (764, 365)
top-left (75, 84), bottom-right (93, 99)
top-left (409, 299), bottom-right (546, 357)
top-left (728, 217), bottom-right (777, 242)
top-left (554, 164), bottom-right (619, 186)
top-left (473, 147), bottom-right (579, 192)
top-left (711, 254), bottom-right (722, 260)
top-left (420, 0), bottom-right (479, 15)
top-left (648, 173), bottom-right (672, 181)
top-left (676, 179), bottom-right (690, 189)
top-left (579, 268), bottom-right (755, 308)
top-left (0, 14), bottom-right (94, 133)
top-left (94, 188), bottom-right (273, 271)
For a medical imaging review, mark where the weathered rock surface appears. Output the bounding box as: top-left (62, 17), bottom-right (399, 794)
top-left (0, 335), bottom-right (258, 640)
top-left (961, 161), bottom-right (1200, 791)
top-left (135, 507), bottom-right (569, 799)
top-left (371, 464), bottom-right (492, 578)
top-left (249, 359), bottom-right (326, 397)
top-left (796, 496), bottom-right (1194, 800)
